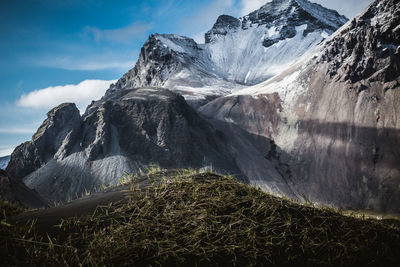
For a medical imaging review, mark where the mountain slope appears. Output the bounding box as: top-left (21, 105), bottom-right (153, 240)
top-left (106, 0), bottom-right (347, 105)
top-left (200, 0), bottom-right (400, 212)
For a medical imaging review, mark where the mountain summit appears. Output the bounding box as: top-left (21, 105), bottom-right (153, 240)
top-left (107, 0), bottom-right (347, 106)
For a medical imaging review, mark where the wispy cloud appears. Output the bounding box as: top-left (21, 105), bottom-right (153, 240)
top-left (17, 79), bottom-right (117, 111)
top-left (83, 22), bottom-right (153, 43)
top-left (31, 48), bottom-right (139, 71)
top-left (0, 148), bottom-right (14, 157)
top-left (240, 0), bottom-right (270, 16)
top-left (37, 56), bottom-right (136, 71)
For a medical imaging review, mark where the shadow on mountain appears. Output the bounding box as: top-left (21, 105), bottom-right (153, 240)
top-left (295, 119), bottom-right (400, 212)
top-left (298, 119), bottom-right (400, 170)
top-left (204, 117), bottom-right (307, 202)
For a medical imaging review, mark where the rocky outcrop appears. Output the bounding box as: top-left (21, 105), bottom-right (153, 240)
top-left (201, 0), bottom-right (400, 212)
top-left (205, 15), bottom-right (240, 43)
top-left (7, 88), bottom-right (250, 202)
top-left (108, 34), bottom-right (193, 92)
top-left (321, 0), bottom-right (400, 85)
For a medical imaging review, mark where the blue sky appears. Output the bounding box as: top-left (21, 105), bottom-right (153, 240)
top-left (0, 0), bottom-right (371, 156)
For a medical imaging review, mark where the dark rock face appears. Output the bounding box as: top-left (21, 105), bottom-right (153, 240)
top-left (85, 88), bottom-right (239, 172)
top-left (7, 88), bottom-right (245, 202)
top-left (0, 169), bottom-right (48, 209)
top-left (321, 0), bottom-right (400, 84)
top-left (205, 15), bottom-right (241, 43)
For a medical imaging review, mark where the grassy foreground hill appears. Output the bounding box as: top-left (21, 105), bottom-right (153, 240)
top-left (1, 170), bottom-right (400, 266)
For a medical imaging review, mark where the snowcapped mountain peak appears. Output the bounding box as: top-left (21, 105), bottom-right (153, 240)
top-left (106, 0), bottom-right (347, 105)
top-left (247, 0), bottom-right (347, 27)
top-left (241, 0), bottom-right (348, 37)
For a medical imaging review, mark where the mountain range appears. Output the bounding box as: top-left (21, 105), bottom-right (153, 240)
top-left (3, 0), bottom-right (400, 212)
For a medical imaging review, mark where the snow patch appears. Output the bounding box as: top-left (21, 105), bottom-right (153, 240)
top-left (321, 31), bottom-right (330, 39)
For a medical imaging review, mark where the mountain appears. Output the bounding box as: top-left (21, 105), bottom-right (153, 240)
top-left (0, 155), bottom-right (10, 170)
top-left (106, 0), bottom-right (347, 106)
top-left (4, 0), bottom-right (347, 203)
top-left (200, 0), bottom-right (400, 212)
top-left (6, 0), bottom-right (398, 213)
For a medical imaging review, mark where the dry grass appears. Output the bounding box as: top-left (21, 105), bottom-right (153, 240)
top-left (0, 198), bottom-right (25, 221)
top-left (1, 171), bottom-right (400, 266)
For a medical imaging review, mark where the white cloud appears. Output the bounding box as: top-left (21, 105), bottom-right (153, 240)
top-left (0, 128), bottom-right (36, 134)
top-left (17, 79), bottom-right (117, 111)
top-left (240, 0), bottom-right (270, 16)
top-left (83, 22), bottom-right (153, 43)
top-left (0, 148), bottom-right (14, 157)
